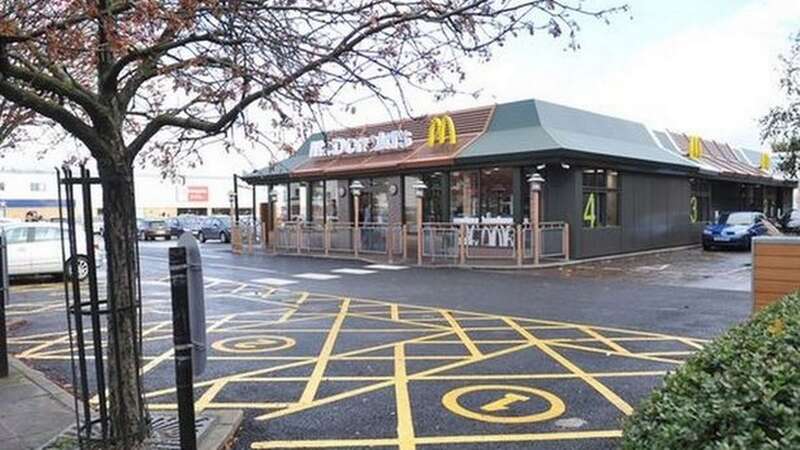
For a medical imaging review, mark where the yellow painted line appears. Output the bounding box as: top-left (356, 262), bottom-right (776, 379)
top-left (639, 351), bottom-right (694, 357)
top-left (207, 314), bottom-right (237, 332)
top-left (335, 294), bottom-right (710, 343)
top-left (393, 344), bottom-right (415, 450)
top-left (194, 381), bottom-right (227, 413)
top-left (145, 330), bottom-right (454, 402)
top-left (256, 340), bottom-right (535, 421)
top-left (503, 318), bottom-right (634, 416)
top-left (580, 326), bottom-right (631, 354)
top-left (251, 430), bottom-right (623, 448)
top-left (421, 371), bottom-right (668, 381)
top-left (347, 311), bottom-right (451, 331)
top-left (141, 348), bottom-right (174, 374)
top-left (546, 342), bottom-right (683, 365)
top-left (17, 333), bottom-right (72, 358)
top-left (678, 338), bottom-right (705, 350)
top-left (278, 292), bottom-right (309, 323)
top-left (299, 298), bottom-right (350, 405)
top-left (416, 429), bottom-right (623, 445)
top-left (441, 310), bottom-right (482, 357)
top-left (390, 304), bottom-right (400, 321)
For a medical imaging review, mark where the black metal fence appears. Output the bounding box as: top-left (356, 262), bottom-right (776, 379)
top-left (56, 166), bottom-right (146, 448)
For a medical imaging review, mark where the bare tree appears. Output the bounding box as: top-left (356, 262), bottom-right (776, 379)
top-left (762, 32), bottom-right (800, 179)
top-left (0, 0), bottom-right (626, 446)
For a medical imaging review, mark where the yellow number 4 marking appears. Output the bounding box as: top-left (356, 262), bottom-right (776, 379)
top-left (480, 393), bottom-right (530, 412)
top-left (583, 193), bottom-right (597, 228)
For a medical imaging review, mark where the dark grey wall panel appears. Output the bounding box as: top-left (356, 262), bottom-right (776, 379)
top-left (576, 170), bottom-right (698, 259)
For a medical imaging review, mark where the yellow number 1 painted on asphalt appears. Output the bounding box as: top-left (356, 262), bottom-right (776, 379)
top-left (480, 393), bottom-right (530, 412)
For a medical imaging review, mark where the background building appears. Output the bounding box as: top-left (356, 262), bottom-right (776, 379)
top-left (0, 168), bottom-right (242, 221)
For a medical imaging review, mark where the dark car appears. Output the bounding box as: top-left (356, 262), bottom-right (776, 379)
top-left (168, 215), bottom-right (203, 238)
top-left (702, 211), bottom-right (768, 250)
top-left (778, 209), bottom-right (800, 234)
top-left (139, 219), bottom-right (172, 241)
top-left (198, 216), bottom-right (231, 243)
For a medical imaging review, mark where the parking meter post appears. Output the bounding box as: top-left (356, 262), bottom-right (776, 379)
top-left (0, 235), bottom-right (8, 378)
top-left (169, 246), bottom-right (197, 450)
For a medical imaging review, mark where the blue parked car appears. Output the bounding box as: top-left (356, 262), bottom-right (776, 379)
top-left (702, 211), bottom-right (768, 251)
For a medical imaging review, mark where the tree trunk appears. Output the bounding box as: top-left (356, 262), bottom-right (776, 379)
top-left (98, 159), bottom-right (148, 448)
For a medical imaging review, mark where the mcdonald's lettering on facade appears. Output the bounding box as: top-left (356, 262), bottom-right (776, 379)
top-left (244, 98), bottom-right (795, 263)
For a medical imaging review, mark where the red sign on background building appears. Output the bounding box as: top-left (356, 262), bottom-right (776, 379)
top-left (187, 186), bottom-right (209, 202)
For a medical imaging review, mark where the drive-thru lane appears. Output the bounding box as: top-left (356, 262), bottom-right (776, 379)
top-left (5, 241), bottom-right (751, 449)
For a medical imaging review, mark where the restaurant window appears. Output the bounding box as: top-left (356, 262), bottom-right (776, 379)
top-left (356, 178), bottom-right (390, 223)
top-left (404, 173), bottom-right (446, 223)
top-left (689, 178), bottom-right (711, 223)
top-left (289, 182), bottom-right (307, 221)
top-left (582, 169), bottom-right (619, 228)
top-left (450, 171), bottom-right (479, 220)
top-left (480, 167), bottom-right (514, 220)
top-left (325, 180), bottom-right (339, 222)
top-left (311, 181), bottom-right (324, 223)
top-left (273, 185), bottom-right (288, 224)
top-left (404, 176), bottom-right (419, 225)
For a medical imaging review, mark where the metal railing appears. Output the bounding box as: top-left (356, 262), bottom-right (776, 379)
top-left (261, 220), bottom-right (569, 267)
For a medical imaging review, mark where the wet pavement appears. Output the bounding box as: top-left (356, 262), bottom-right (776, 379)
top-left (535, 248), bottom-right (752, 292)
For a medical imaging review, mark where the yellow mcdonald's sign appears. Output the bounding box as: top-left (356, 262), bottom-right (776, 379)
top-left (427, 115), bottom-right (457, 146)
top-left (688, 135), bottom-right (703, 160)
top-left (759, 152), bottom-right (771, 171)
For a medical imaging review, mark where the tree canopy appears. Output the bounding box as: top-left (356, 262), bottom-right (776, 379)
top-left (0, 0), bottom-right (627, 174)
top-left (762, 31), bottom-right (800, 179)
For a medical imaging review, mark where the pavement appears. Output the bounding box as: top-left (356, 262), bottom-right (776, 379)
top-left (2, 240), bottom-right (755, 449)
top-left (0, 357), bottom-right (74, 449)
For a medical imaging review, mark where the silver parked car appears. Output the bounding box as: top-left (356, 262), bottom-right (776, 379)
top-left (2, 222), bottom-right (100, 280)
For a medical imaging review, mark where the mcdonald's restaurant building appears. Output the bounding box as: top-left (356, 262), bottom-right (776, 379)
top-left (242, 98), bottom-right (796, 262)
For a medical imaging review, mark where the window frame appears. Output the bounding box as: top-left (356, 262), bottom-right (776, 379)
top-left (581, 169), bottom-right (620, 229)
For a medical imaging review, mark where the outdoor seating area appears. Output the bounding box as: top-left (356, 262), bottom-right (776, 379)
top-left (233, 220), bottom-right (569, 268)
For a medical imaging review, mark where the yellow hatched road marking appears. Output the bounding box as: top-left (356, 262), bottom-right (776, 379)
top-left (579, 326), bottom-right (631, 354)
top-left (393, 343), bottom-right (415, 450)
top-left (277, 292), bottom-right (309, 323)
top-left (440, 310), bottom-right (482, 357)
top-left (503, 318), bottom-right (634, 415)
top-left (300, 298), bottom-right (349, 404)
top-left (546, 342), bottom-right (682, 364)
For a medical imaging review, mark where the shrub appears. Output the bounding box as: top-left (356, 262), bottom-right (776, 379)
top-left (621, 292), bottom-right (800, 449)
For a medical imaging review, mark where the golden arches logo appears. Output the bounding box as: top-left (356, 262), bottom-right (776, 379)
top-left (688, 135), bottom-right (703, 160)
top-left (427, 115), bottom-right (457, 146)
top-left (760, 152), bottom-right (771, 171)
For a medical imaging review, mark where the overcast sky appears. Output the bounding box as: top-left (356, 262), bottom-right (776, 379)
top-left (3, 0), bottom-right (799, 177)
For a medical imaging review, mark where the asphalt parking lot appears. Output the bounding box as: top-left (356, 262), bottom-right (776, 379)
top-left (4, 242), bottom-right (752, 449)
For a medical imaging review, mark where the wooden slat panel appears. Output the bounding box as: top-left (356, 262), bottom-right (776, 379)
top-left (754, 244), bottom-right (800, 257)
top-left (753, 255), bottom-right (800, 269)
top-left (754, 292), bottom-right (783, 311)
top-left (754, 267), bottom-right (800, 282)
top-left (753, 279), bottom-right (800, 294)
top-left (753, 241), bottom-right (800, 312)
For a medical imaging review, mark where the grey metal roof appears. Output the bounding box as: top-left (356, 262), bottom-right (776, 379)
top-left (458, 99), bottom-right (696, 168)
top-left (242, 133), bottom-right (319, 180)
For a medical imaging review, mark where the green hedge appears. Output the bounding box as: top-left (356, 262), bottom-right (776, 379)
top-left (622, 292), bottom-right (800, 449)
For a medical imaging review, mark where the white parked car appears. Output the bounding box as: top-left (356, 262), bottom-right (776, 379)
top-left (2, 222), bottom-right (99, 280)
